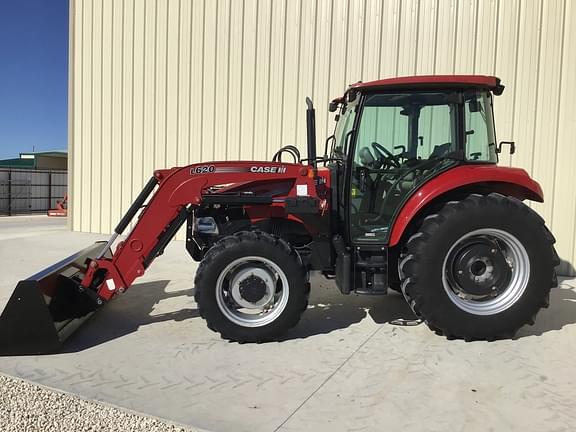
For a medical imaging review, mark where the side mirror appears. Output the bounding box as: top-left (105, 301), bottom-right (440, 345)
top-left (497, 141), bottom-right (516, 155)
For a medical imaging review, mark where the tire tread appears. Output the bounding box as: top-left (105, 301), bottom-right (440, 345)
top-left (401, 193), bottom-right (558, 341)
top-left (194, 230), bottom-right (309, 342)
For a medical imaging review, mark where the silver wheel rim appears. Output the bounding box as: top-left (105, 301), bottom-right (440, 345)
top-left (215, 256), bottom-right (290, 327)
top-left (442, 228), bottom-right (530, 315)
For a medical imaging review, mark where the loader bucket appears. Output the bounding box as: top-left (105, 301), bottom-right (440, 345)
top-left (0, 241), bottom-right (111, 356)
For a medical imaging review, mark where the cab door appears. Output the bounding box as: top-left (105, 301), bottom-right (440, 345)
top-left (329, 95), bottom-right (360, 292)
top-left (347, 92), bottom-right (458, 245)
top-left (336, 91), bottom-right (460, 294)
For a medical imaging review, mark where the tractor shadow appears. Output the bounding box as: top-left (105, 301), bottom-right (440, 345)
top-left (62, 276), bottom-right (576, 350)
top-left (63, 280), bottom-right (198, 352)
top-left (281, 278), bottom-right (418, 341)
top-left (557, 259), bottom-right (576, 278)
top-left (285, 276), bottom-right (576, 341)
top-left (516, 277), bottom-right (576, 338)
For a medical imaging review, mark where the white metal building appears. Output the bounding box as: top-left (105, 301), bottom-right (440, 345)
top-left (69, 0), bottom-right (576, 274)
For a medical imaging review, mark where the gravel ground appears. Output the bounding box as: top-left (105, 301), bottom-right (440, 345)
top-left (0, 373), bottom-right (198, 432)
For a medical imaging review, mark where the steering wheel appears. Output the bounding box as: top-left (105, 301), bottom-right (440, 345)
top-left (371, 142), bottom-right (401, 168)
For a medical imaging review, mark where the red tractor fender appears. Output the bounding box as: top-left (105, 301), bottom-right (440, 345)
top-left (388, 164), bottom-right (544, 247)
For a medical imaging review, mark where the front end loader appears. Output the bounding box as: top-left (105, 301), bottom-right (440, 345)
top-left (0, 75), bottom-right (559, 355)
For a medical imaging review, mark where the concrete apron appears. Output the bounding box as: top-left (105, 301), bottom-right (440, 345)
top-left (1, 216), bottom-right (576, 432)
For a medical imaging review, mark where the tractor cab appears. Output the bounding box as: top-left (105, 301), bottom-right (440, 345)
top-left (327, 76), bottom-right (506, 294)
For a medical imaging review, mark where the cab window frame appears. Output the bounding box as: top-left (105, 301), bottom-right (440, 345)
top-left (344, 90), bottom-right (467, 244)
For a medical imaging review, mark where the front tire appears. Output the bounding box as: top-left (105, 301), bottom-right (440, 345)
top-left (400, 193), bottom-right (559, 340)
top-left (194, 231), bottom-right (309, 342)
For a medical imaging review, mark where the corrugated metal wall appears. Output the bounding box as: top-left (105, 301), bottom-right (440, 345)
top-left (70, 0), bottom-right (576, 274)
top-left (0, 170), bottom-right (67, 214)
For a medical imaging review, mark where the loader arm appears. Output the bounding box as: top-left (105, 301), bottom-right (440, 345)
top-left (82, 161), bottom-right (314, 301)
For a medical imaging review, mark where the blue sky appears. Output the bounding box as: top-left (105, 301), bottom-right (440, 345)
top-left (0, 1), bottom-right (68, 159)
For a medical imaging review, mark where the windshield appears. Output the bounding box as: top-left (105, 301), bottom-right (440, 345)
top-left (331, 97), bottom-right (359, 159)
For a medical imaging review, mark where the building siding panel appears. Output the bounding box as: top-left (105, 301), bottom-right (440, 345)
top-left (70, 0), bottom-right (576, 274)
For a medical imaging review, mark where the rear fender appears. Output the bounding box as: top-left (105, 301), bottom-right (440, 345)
top-left (388, 165), bottom-right (544, 247)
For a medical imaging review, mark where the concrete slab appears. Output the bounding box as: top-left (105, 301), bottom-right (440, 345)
top-left (1, 216), bottom-right (576, 432)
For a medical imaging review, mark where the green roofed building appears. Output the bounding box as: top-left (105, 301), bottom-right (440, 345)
top-left (0, 150), bottom-right (67, 170)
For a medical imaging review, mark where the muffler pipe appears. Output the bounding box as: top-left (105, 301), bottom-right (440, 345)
top-left (306, 97), bottom-right (317, 168)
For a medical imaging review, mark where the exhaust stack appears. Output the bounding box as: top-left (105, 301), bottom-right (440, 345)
top-left (305, 97), bottom-right (317, 168)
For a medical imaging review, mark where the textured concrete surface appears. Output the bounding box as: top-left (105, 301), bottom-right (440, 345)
top-left (1, 216), bottom-right (576, 432)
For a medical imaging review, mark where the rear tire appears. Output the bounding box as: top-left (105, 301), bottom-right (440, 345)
top-left (194, 231), bottom-right (309, 342)
top-left (400, 193), bottom-right (559, 340)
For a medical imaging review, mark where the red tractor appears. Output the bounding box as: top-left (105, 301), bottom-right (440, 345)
top-left (0, 75), bottom-right (559, 355)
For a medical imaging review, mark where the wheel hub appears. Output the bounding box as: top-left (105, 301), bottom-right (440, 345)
top-left (239, 276), bottom-right (268, 303)
top-left (447, 237), bottom-right (512, 300)
top-left (229, 266), bottom-right (276, 309)
top-left (441, 228), bottom-right (530, 316)
top-left (215, 256), bottom-right (291, 327)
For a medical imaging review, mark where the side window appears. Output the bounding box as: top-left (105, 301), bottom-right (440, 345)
top-left (417, 105), bottom-right (454, 159)
top-left (465, 93), bottom-right (497, 162)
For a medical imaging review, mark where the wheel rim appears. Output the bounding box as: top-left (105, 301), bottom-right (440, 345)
top-left (442, 228), bottom-right (530, 315)
top-left (215, 256), bottom-right (290, 327)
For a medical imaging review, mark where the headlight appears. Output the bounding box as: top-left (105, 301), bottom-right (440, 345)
top-left (194, 217), bottom-right (219, 235)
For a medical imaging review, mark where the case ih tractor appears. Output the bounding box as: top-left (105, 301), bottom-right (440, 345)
top-left (0, 75), bottom-right (559, 355)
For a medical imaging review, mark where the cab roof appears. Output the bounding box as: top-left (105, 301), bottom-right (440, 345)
top-left (339, 75), bottom-right (503, 99)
